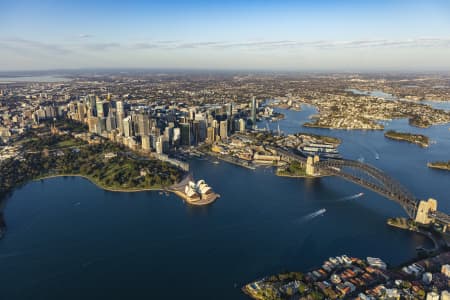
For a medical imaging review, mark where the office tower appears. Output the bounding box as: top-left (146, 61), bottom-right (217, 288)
top-left (207, 126), bottom-right (215, 144)
top-left (116, 100), bottom-right (125, 116)
top-left (106, 115), bottom-right (117, 132)
top-left (179, 123), bottom-right (191, 146)
top-left (98, 118), bottom-right (106, 134)
top-left (173, 127), bottom-right (181, 145)
top-left (87, 117), bottom-right (99, 133)
top-left (192, 120), bottom-right (200, 145)
top-left (189, 108), bottom-right (196, 120)
top-left (115, 100), bottom-right (125, 134)
top-left (238, 118), bottom-right (246, 133)
top-left (198, 119), bottom-right (207, 142)
top-left (136, 114), bottom-right (150, 136)
top-left (219, 120), bottom-right (228, 140)
top-left (226, 103), bottom-right (233, 120)
top-left (68, 102), bottom-right (76, 114)
top-left (156, 136), bottom-right (164, 154)
top-left (250, 96), bottom-right (257, 126)
top-left (88, 94), bottom-right (96, 110)
top-left (77, 102), bottom-right (86, 121)
top-left (96, 101), bottom-right (104, 118)
top-left (164, 126), bottom-right (173, 145)
top-left (123, 116), bottom-right (133, 137)
top-left (141, 135), bottom-right (151, 152)
top-left (211, 119), bottom-right (219, 129)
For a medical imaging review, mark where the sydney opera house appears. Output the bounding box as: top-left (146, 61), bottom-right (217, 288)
top-left (184, 180), bottom-right (216, 203)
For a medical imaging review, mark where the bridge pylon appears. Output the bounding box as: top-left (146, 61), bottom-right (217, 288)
top-left (306, 155), bottom-right (320, 176)
top-left (415, 198), bottom-right (437, 225)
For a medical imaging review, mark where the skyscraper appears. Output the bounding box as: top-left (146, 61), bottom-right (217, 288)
top-left (141, 135), bottom-right (151, 152)
top-left (106, 115), bottom-right (117, 132)
top-left (77, 102), bottom-right (86, 121)
top-left (250, 96), bottom-right (257, 127)
top-left (238, 118), bottom-right (246, 133)
top-left (123, 116), bottom-right (133, 137)
top-left (155, 136), bottom-right (164, 154)
top-left (219, 120), bottom-right (228, 140)
top-left (96, 101), bottom-right (103, 118)
top-left (116, 100), bottom-right (125, 134)
top-left (136, 114), bottom-right (150, 136)
top-left (207, 126), bottom-right (215, 144)
top-left (226, 103), bottom-right (233, 120)
top-left (180, 123), bottom-right (191, 146)
top-left (173, 127), bottom-right (181, 145)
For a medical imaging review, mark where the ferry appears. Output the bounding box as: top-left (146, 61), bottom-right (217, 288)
top-left (297, 143), bottom-right (342, 159)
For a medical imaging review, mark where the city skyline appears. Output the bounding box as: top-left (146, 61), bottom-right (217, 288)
top-left (1, 0), bottom-right (450, 71)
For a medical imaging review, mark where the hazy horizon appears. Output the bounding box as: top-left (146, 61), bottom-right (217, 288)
top-left (2, 0), bottom-right (450, 71)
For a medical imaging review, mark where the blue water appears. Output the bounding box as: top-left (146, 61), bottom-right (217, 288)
top-left (347, 88), bottom-right (450, 111)
top-left (0, 106), bottom-right (449, 299)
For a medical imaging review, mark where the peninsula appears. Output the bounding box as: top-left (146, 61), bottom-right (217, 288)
top-left (0, 121), bottom-right (186, 200)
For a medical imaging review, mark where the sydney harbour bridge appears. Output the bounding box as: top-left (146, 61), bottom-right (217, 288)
top-left (273, 147), bottom-right (450, 229)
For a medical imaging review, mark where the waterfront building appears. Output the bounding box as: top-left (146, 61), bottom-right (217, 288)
top-left (207, 126), bottom-right (215, 144)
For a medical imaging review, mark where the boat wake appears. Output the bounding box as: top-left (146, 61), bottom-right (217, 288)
top-left (295, 208), bottom-right (326, 223)
top-left (337, 192), bottom-right (364, 202)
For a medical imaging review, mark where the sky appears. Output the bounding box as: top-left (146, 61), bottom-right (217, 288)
top-left (1, 0), bottom-right (450, 71)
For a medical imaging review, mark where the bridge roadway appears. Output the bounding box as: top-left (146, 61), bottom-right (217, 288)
top-left (270, 146), bottom-right (450, 225)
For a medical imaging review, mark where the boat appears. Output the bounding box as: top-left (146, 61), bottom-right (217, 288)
top-left (375, 153), bottom-right (380, 160)
top-left (212, 160), bottom-right (220, 165)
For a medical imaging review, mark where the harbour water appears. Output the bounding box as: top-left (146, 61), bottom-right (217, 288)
top-left (0, 105), bottom-right (449, 299)
top-left (0, 75), bottom-right (71, 83)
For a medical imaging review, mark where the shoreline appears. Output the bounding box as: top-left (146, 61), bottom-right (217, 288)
top-left (427, 162), bottom-right (450, 171)
top-left (171, 190), bottom-right (219, 206)
top-left (384, 131), bottom-right (429, 148)
top-left (34, 174), bottom-right (166, 193)
top-left (34, 173), bottom-right (219, 206)
top-left (275, 171), bottom-right (313, 178)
